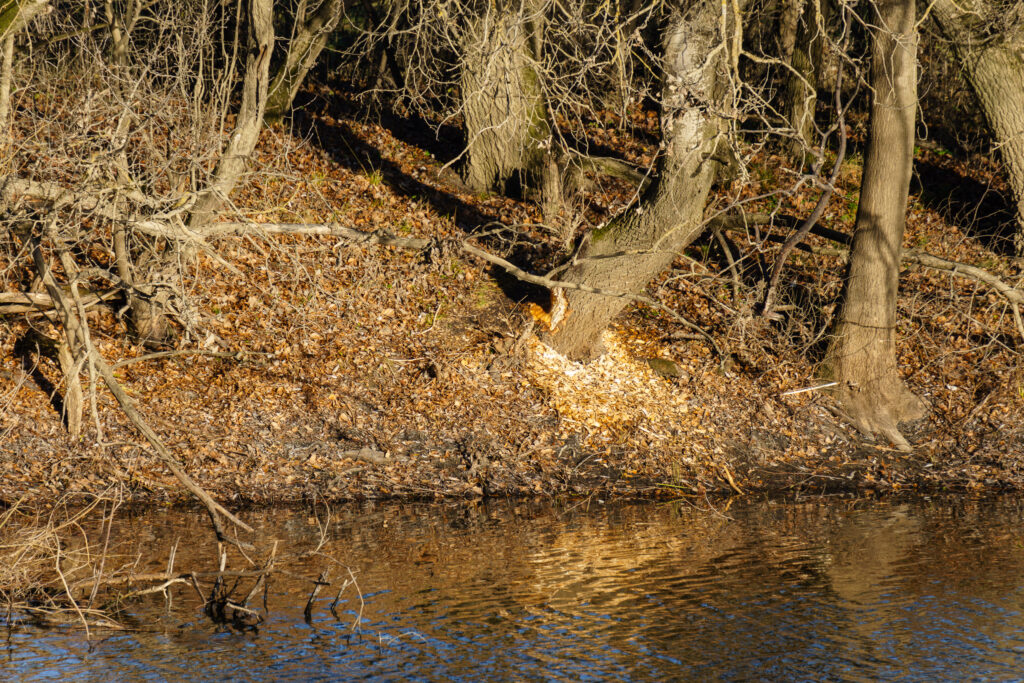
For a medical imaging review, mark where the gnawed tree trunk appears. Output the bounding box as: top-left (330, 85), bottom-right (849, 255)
top-left (930, 0), bottom-right (1024, 255)
top-left (459, 0), bottom-right (551, 196)
top-left (823, 0), bottom-right (925, 450)
top-left (264, 0), bottom-right (346, 123)
top-left (545, 0), bottom-right (742, 360)
top-left (785, 0), bottom-right (829, 158)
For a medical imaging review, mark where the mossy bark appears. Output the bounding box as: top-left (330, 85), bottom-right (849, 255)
top-left (0, 0), bottom-right (47, 39)
top-left (459, 1), bottom-right (550, 196)
top-left (546, 0), bottom-right (742, 360)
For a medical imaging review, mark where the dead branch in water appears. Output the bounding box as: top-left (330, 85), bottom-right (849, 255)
top-left (2, 494), bottom-right (362, 632)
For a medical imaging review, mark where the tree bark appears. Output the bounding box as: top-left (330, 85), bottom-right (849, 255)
top-left (823, 0), bottom-right (925, 450)
top-left (188, 0), bottom-right (274, 229)
top-left (1, 0), bottom-right (48, 142)
top-left (545, 0), bottom-right (742, 360)
top-left (785, 0), bottom-right (829, 158)
top-left (0, 0), bottom-right (47, 38)
top-left (459, 0), bottom-right (550, 196)
top-left (930, 0), bottom-right (1024, 255)
top-left (779, 0), bottom-right (803, 65)
top-left (264, 0), bottom-right (346, 123)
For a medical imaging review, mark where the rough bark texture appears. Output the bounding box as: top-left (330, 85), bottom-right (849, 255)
top-left (546, 0), bottom-right (741, 360)
top-left (930, 0), bottom-right (1024, 255)
top-left (0, 0), bottom-right (47, 38)
top-left (785, 0), bottom-right (829, 158)
top-left (459, 2), bottom-right (550, 196)
top-left (264, 0), bottom-right (345, 123)
top-left (824, 0), bottom-right (925, 450)
top-left (779, 0), bottom-right (804, 65)
top-left (1, 1), bottom-right (47, 136)
top-left (189, 0), bottom-right (274, 229)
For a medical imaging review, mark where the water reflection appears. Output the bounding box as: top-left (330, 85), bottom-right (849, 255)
top-left (3, 497), bottom-right (1024, 681)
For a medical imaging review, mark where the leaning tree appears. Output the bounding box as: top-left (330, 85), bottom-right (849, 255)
top-left (545, 0), bottom-right (748, 360)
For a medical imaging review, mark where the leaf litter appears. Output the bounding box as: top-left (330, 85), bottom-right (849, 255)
top-left (2, 91), bottom-right (1023, 506)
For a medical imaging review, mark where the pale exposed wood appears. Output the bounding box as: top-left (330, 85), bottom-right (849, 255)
top-left (0, 288), bottom-right (119, 314)
top-left (546, 0), bottom-right (749, 360)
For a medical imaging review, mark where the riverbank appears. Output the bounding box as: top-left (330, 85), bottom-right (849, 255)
top-left (3, 102), bottom-right (1022, 507)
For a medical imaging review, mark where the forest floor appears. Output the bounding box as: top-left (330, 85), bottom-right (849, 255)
top-left (2, 89), bottom-right (1023, 508)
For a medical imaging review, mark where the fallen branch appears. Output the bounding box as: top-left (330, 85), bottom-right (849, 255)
top-left (721, 222), bottom-right (1024, 340)
top-left (0, 288), bottom-right (119, 315)
top-left (565, 150), bottom-right (654, 191)
top-left (709, 211), bottom-right (852, 246)
top-left (110, 348), bottom-right (265, 369)
top-left (135, 220), bottom-right (431, 250)
top-left (902, 248), bottom-right (1024, 340)
top-left (339, 447), bottom-right (389, 465)
top-left (129, 217), bottom-right (722, 351)
top-left (29, 238), bottom-right (254, 545)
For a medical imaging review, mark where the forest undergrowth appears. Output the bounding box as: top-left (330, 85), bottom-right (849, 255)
top-left (2, 86), bottom-right (1023, 507)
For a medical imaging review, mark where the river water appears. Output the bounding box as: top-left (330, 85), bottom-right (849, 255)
top-left (3, 496), bottom-right (1024, 681)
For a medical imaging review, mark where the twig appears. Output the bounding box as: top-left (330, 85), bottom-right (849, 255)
top-left (779, 381), bottom-right (838, 397)
top-left (111, 349), bottom-right (264, 369)
top-left (304, 570), bottom-right (330, 622)
top-left (30, 238), bottom-right (254, 545)
top-left (763, 34), bottom-right (850, 319)
top-left (721, 224), bottom-right (1024, 340)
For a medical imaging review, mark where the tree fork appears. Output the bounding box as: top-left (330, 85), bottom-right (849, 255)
top-left (29, 237), bottom-right (254, 547)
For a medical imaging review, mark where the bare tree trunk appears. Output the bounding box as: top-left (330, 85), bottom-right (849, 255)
top-left (264, 0), bottom-right (346, 123)
top-left (930, 0), bottom-right (1024, 255)
top-left (779, 0), bottom-right (803, 65)
top-left (785, 0), bottom-right (829, 158)
top-left (0, 29), bottom-right (14, 146)
top-left (459, 0), bottom-right (550, 196)
top-left (189, 0), bottom-right (274, 228)
top-left (1, 0), bottom-right (48, 143)
top-left (546, 0), bottom-right (742, 360)
top-left (824, 0), bottom-right (925, 450)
